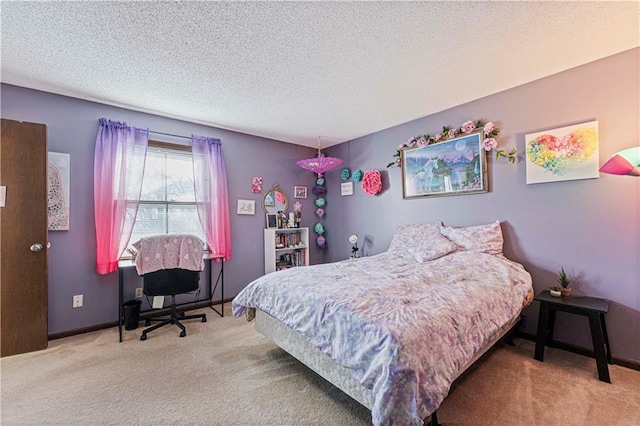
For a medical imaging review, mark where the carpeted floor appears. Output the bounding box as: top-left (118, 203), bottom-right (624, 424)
top-left (1, 305), bottom-right (639, 425)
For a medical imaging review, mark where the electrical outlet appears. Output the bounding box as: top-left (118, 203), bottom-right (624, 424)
top-left (72, 294), bottom-right (83, 308)
top-left (135, 287), bottom-right (143, 298)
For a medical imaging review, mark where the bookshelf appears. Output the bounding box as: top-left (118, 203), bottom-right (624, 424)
top-left (264, 227), bottom-right (309, 274)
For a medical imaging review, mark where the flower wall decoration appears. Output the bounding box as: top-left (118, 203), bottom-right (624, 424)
top-left (362, 170), bottom-right (382, 195)
top-left (388, 119), bottom-right (516, 168)
top-left (251, 176), bottom-right (263, 193)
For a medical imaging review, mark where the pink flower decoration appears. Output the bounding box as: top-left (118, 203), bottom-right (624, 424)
top-left (461, 120), bottom-right (476, 133)
top-left (416, 137), bottom-right (428, 147)
top-left (482, 138), bottom-right (498, 151)
top-left (276, 191), bottom-right (285, 203)
top-left (484, 121), bottom-right (495, 135)
top-left (434, 133), bottom-right (443, 141)
top-left (251, 176), bottom-right (263, 193)
top-left (361, 170), bottom-right (382, 196)
top-left (447, 128), bottom-right (458, 139)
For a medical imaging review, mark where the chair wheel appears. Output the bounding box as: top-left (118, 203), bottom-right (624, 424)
top-left (179, 330), bottom-right (186, 338)
top-left (140, 334), bottom-right (147, 341)
top-left (202, 316), bottom-right (207, 323)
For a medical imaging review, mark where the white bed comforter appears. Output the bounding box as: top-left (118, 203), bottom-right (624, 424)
top-left (233, 250), bottom-right (532, 425)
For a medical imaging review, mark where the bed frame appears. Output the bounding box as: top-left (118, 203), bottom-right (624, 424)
top-left (254, 308), bottom-right (521, 426)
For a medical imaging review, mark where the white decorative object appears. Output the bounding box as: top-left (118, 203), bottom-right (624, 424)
top-left (349, 234), bottom-right (359, 258)
top-left (341, 181), bottom-right (354, 196)
top-left (48, 152), bottom-right (70, 230)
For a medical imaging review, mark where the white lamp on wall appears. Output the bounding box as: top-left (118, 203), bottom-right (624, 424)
top-left (349, 234), bottom-right (359, 258)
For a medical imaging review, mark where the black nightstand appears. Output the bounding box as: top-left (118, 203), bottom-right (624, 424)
top-left (534, 290), bottom-right (612, 383)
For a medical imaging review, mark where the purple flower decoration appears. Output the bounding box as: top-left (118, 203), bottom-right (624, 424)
top-left (447, 128), bottom-right (458, 139)
top-left (482, 138), bottom-right (498, 151)
top-left (293, 201), bottom-right (302, 213)
top-left (315, 208), bottom-right (324, 217)
top-left (316, 235), bottom-right (326, 249)
top-left (461, 120), bottom-right (476, 133)
top-left (434, 133), bottom-right (443, 141)
top-left (312, 185), bottom-right (326, 195)
top-left (484, 121), bottom-right (495, 135)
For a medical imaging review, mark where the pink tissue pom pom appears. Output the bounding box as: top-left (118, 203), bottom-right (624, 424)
top-left (361, 170), bottom-right (382, 196)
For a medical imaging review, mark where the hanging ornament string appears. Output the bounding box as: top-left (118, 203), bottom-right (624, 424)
top-left (296, 137), bottom-right (343, 249)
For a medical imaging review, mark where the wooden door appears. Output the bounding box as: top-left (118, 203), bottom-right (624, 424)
top-left (1, 119), bottom-right (48, 357)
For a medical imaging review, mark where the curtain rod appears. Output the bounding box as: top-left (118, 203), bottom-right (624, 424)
top-left (148, 130), bottom-right (192, 140)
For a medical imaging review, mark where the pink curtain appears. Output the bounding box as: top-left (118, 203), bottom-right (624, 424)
top-left (94, 118), bottom-right (148, 274)
top-left (191, 135), bottom-right (232, 261)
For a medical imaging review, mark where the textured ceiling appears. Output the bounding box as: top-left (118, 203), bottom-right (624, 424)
top-left (1, 2), bottom-right (639, 148)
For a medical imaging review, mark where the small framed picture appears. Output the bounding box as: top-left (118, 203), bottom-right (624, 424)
top-left (341, 181), bottom-right (354, 196)
top-left (266, 213), bottom-right (279, 229)
top-left (294, 186), bottom-right (307, 199)
top-left (237, 199), bottom-right (255, 215)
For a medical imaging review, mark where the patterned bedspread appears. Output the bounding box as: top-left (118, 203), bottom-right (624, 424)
top-left (232, 250), bottom-right (532, 425)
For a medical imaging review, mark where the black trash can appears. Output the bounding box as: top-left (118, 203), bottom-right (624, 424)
top-left (123, 299), bottom-right (142, 330)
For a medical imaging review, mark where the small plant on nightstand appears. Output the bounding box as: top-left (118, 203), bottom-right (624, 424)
top-left (557, 267), bottom-right (571, 297)
top-left (549, 285), bottom-right (562, 297)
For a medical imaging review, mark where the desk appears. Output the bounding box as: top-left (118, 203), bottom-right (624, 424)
top-left (117, 253), bottom-right (224, 342)
top-left (534, 290), bottom-right (612, 383)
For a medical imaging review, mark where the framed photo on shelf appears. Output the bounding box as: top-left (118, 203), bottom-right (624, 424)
top-left (266, 213), bottom-right (279, 229)
top-left (236, 199), bottom-right (255, 215)
top-left (294, 185), bottom-right (307, 199)
top-left (401, 131), bottom-right (487, 199)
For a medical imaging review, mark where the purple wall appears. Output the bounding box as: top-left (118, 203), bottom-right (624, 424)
top-left (1, 83), bottom-right (320, 334)
top-left (324, 49), bottom-right (640, 363)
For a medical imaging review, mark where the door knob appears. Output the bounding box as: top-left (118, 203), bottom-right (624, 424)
top-left (30, 243), bottom-right (44, 252)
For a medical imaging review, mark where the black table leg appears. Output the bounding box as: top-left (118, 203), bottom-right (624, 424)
top-left (535, 301), bottom-right (550, 361)
top-left (588, 312), bottom-right (611, 383)
top-left (118, 267), bottom-right (124, 343)
top-left (599, 313), bottom-right (613, 365)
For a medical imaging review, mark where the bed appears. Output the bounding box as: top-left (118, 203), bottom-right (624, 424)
top-left (233, 221), bottom-right (534, 425)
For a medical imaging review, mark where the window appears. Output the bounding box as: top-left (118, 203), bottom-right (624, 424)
top-left (128, 142), bottom-right (204, 247)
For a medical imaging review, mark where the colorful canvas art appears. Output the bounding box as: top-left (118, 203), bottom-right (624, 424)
top-left (525, 121), bottom-right (599, 184)
top-left (401, 132), bottom-right (487, 198)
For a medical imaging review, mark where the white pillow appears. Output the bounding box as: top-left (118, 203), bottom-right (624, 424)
top-left (407, 234), bottom-right (457, 262)
top-left (388, 222), bottom-right (443, 253)
top-left (440, 220), bottom-right (503, 254)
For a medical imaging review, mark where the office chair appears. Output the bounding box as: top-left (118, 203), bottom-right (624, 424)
top-left (133, 234), bottom-right (207, 340)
